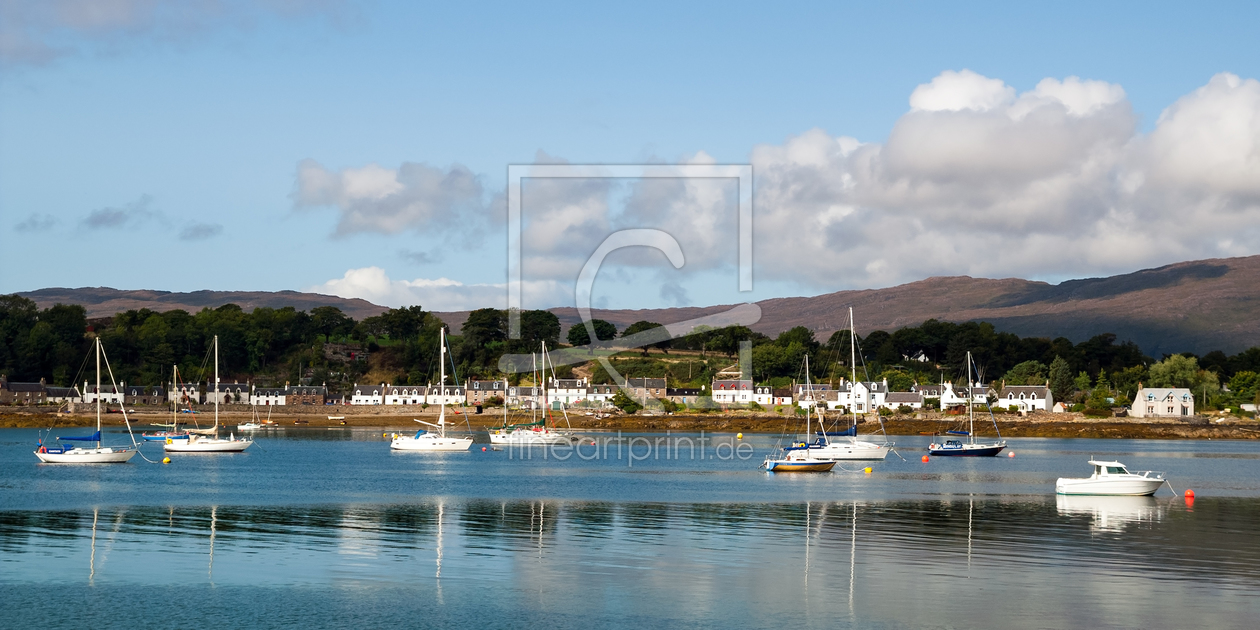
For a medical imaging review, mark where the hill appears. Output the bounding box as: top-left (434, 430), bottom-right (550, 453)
top-left (16, 287), bottom-right (388, 321)
top-left (434, 255), bottom-right (1260, 356)
top-left (17, 255), bottom-right (1260, 356)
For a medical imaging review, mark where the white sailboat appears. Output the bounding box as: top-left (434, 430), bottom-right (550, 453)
top-left (488, 342), bottom-right (580, 446)
top-left (35, 337), bottom-right (139, 463)
top-left (165, 335), bottom-right (253, 453)
top-left (391, 327), bottom-right (474, 451)
top-left (806, 308), bottom-right (890, 461)
top-left (763, 361), bottom-right (836, 473)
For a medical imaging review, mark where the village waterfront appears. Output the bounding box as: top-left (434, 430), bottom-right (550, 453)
top-left (3, 426), bottom-right (1259, 629)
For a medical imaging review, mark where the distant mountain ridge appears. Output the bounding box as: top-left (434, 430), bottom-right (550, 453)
top-left (16, 287), bottom-right (388, 321)
top-left (16, 255), bottom-right (1260, 356)
top-left (435, 255), bottom-right (1260, 357)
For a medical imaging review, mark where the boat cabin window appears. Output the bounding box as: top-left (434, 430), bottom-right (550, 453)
top-left (1105, 466), bottom-right (1128, 475)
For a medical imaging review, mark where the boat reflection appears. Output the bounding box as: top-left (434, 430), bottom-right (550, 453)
top-left (1055, 494), bottom-right (1162, 532)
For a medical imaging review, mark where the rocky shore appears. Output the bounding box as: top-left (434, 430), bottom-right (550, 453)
top-left (4, 406), bottom-right (1258, 440)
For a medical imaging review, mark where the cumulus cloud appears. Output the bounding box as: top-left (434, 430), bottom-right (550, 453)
top-left (179, 222), bottom-right (223, 241)
top-left (81, 194), bottom-right (161, 229)
top-left (1, 0), bottom-right (349, 67)
top-left (302, 70), bottom-right (1260, 307)
top-left (292, 159), bottom-right (488, 236)
top-left (740, 70), bottom-right (1260, 287)
top-left (309, 266), bottom-right (569, 311)
top-left (15, 213), bottom-right (57, 232)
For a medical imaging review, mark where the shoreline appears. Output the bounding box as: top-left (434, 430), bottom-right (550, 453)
top-left (4, 407), bottom-right (1258, 441)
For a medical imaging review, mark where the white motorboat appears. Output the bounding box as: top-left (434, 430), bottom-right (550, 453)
top-left (35, 338), bottom-right (139, 464)
top-left (166, 335), bottom-right (252, 454)
top-left (1055, 460), bottom-right (1167, 496)
top-left (391, 327), bottom-right (473, 452)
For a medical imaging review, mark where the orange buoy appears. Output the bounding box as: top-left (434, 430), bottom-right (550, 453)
top-left (921, 455), bottom-right (930, 463)
top-left (1184, 489), bottom-right (1195, 498)
top-left (1008, 451), bottom-right (1015, 457)
top-left (482, 447), bottom-right (487, 452)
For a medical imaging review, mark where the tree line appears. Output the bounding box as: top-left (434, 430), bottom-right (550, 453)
top-left (2, 293), bottom-right (1258, 409)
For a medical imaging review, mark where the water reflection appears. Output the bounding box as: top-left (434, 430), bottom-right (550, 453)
top-left (1056, 495), bottom-right (1162, 532)
top-left (2, 498), bottom-right (1259, 628)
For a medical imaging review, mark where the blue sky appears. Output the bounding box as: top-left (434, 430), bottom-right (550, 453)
top-left (3, 1), bottom-right (1260, 312)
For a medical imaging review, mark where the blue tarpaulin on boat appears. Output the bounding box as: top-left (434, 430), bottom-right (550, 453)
top-left (946, 430), bottom-right (970, 436)
top-left (58, 431), bottom-right (101, 441)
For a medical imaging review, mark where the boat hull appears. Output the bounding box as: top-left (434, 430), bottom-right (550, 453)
top-left (808, 441), bottom-right (890, 461)
top-left (35, 447), bottom-right (136, 463)
top-left (1055, 477), bottom-right (1164, 496)
top-left (164, 437), bottom-right (252, 452)
top-left (765, 459), bottom-right (836, 472)
top-left (488, 430), bottom-right (577, 445)
top-left (928, 443), bottom-right (1006, 457)
top-left (391, 436), bottom-right (474, 451)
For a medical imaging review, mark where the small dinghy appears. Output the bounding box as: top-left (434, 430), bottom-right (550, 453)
top-left (1055, 459), bottom-right (1167, 496)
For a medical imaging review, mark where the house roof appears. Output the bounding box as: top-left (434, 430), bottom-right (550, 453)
top-left (886, 392), bottom-right (923, 403)
top-left (628, 378), bottom-right (667, 388)
top-left (3, 382), bottom-right (46, 392)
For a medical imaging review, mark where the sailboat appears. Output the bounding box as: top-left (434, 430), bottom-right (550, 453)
top-left (391, 326), bottom-right (474, 451)
top-left (164, 335), bottom-right (253, 453)
top-left (763, 363), bottom-right (836, 473)
top-left (143, 364), bottom-right (190, 441)
top-left (928, 351), bottom-right (1006, 457)
top-left (35, 337), bottom-right (139, 463)
top-left (805, 308), bottom-right (892, 461)
top-left (488, 342), bottom-right (579, 446)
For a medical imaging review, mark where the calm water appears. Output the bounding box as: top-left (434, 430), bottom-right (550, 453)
top-left (2, 428), bottom-right (1258, 628)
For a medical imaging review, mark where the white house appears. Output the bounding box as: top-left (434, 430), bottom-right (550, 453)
top-left (586, 384), bottom-right (616, 407)
top-left (385, 385), bottom-right (428, 405)
top-left (427, 385), bottom-right (466, 406)
top-left (508, 386), bottom-right (541, 409)
top-left (753, 386), bottom-right (792, 406)
top-left (169, 382), bottom-right (202, 404)
top-left (351, 383), bottom-right (384, 405)
top-left (882, 392), bottom-right (924, 410)
top-left (851, 380), bottom-right (889, 413)
top-left (939, 382), bottom-right (989, 410)
top-left (251, 387), bottom-right (286, 406)
top-left (82, 381), bottom-right (123, 404)
top-left (549, 378), bottom-right (589, 405)
top-left (46, 386), bottom-right (82, 404)
top-left (996, 384), bottom-right (1053, 412)
top-left (712, 379), bottom-right (753, 404)
top-left (1130, 386), bottom-right (1194, 418)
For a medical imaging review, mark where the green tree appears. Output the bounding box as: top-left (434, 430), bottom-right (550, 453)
top-left (611, 389), bottom-right (642, 414)
top-left (1001, 360), bottom-right (1048, 386)
top-left (1148, 355), bottom-right (1200, 388)
top-left (1048, 356), bottom-right (1074, 402)
top-left (622, 321), bottom-right (670, 356)
top-left (1073, 371), bottom-right (1092, 394)
top-left (566, 319), bottom-right (617, 347)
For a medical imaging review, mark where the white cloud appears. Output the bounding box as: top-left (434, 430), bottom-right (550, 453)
top-left (301, 70), bottom-right (1260, 307)
top-left (909, 69), bottom-right (1014, 112)
top-left (293, 159), bottom-right (488, 236)
top-left (309, 266), bottom-right (568, 312)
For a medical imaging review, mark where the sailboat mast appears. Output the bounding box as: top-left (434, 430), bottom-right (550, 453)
top-left (967, 351), bottom-right (975, 444)
top-left (542, 341), bottom-right (549, 426)
top-left (95, 337), bottom-right (102, 448)
top-left (214, 335), bottom-right (220, 430)
top-left (849, 307), bottom-right (857, 429)
top-left (439, 327), bottom-right (447, 437)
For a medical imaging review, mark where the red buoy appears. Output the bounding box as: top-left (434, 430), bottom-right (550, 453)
top-left (921, 455), bottom-right (930, 463)
top-left (1184, 489), bottom-right (1195, 498)
top-left (481, 447), bottom-right (487, 452)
